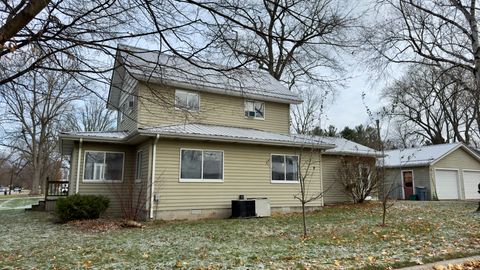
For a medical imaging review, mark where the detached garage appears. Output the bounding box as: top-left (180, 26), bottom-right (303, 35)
top-left (382, 143), bottom-right (480, 200)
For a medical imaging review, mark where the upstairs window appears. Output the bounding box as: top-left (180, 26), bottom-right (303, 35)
top-left (245, 100), bottom-right (265, 119)
top-left (175, 90), bottom-right (199, 111)
top-left (271, 154), bottom-right (299, 182)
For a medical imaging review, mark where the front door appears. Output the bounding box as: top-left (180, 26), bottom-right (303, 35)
top-left (402, 171), bottom-right (414, 199)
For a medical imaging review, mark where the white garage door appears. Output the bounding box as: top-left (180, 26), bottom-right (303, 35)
top-left (435, 169), bottom-right (459, 200)
top-left (463, 171), bottom-right (480, 200)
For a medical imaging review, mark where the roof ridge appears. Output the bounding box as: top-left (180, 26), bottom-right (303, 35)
top-left (384, 142), bottom-right (461, 153)
top-left (118, 44), bottom-right (275, 76)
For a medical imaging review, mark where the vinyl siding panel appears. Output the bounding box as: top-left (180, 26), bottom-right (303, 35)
top-left (383, 167), bottom-right (431, 199)
top-left (431, 148), bottom-right (480, 199)
top-left (152, 139), bottom-right (322, 213)
top-left (137, 83), bottom-right (290, 134)
top-left (322, 155), bottom-right (377, 204)
top-left (322, 155), bottom-right (352, 204)
top-left (117, 72), bottom-right (138, 132)
top-left (69, 142), bottom-right (141, 216)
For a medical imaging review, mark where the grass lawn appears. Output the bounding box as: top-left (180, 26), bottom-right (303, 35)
top-left (0, 201), bottom-right (479, 269)
top-left (0, 196), bottom-right (42, 210)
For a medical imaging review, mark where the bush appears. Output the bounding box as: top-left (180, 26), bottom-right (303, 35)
top-left (56, 194), bottom-right (110, 222)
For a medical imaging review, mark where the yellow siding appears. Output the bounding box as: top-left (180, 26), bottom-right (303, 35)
top-left (152, 139), bottom-right (322, 212)
top-left (322, 155), bottom-right (352, 204)
top-left (69, 142), bottom-right (141, 216)
top-left (118, 72), bottom-right (138, 132)
top-left (432, 148), bottom-right (480, 170)
top-left (431, 147), bottom-right (480, 199)
top-left (137, 83), bottom-right (291, 134)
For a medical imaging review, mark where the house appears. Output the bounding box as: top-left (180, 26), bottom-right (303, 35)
top-left (382, 143), bottom-right (480, 201)
top-left (58, 45), bottom-right (380, 220)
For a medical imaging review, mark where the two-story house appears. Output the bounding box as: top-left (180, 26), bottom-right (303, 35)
top-left (59, 45), bottom-right (380, 220)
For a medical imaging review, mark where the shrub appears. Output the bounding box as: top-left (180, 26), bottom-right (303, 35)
top-left (56, 194), bottom-right (110, 222)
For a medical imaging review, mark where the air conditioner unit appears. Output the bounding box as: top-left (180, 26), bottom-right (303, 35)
top-left (252, 198), bottom-right (271, 217)
top-left (247, 111), bottom-right (255, 118)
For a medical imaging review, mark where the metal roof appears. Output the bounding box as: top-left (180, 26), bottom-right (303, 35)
top-left (60, 130), bottom-right (130, 140)
top-left (318, 136), bottom-right (382, 157)
top-left (108, 44), bottom-right (302, 108)
top-left (139, 124), bottom-right (334, 149)
top-left (381, 143), bottom-right (480, 168)
top-left (58, 125), bottom-right (381, 157)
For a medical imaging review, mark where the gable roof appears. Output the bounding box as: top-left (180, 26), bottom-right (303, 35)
top-left (382, 143), bottom-right (480, 168)
top-left (107, 44), bottom-right (302, 109)
top-left (318, 136), bottom-right (382, 157)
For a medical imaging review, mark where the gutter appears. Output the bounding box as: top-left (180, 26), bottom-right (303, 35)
top-left (75, 138), bottom-right (83, 194)
top-left (149, 134), bottom-right (160, 219)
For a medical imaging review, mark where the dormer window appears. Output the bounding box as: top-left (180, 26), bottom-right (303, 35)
top-left (245, 100), bottom-right (265, 119)
top-left (175, 90), bottom-right (199, 111)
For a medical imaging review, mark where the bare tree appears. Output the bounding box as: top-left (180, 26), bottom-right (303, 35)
top-left (291, 87), bottom-right (326, 134)
top-left (291, 142), bottom-right (328, 238)
top-left (338, 156), bottom-right (378, 203)
top-left (0, 61), bottom-right (84, 194)
top-left (65, 98), bottom-right (115, 132)
top-left (383, 65), bottom-right (477, 145)
top-left (365, 0), bottom-right (480, 137)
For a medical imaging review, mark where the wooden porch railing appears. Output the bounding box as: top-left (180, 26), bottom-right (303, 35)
top-left (45, 180), bottom-right (69, 199)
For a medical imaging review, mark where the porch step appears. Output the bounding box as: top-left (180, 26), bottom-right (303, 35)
top-left (27, 200), bottom-right (46, 211)
top-left (26, 199), bottom-right (57, 212)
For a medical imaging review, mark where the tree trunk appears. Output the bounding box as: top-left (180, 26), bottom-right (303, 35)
top-left (302, 202), bottom-right (307, 238)
top-left (31, 169), bottom-right (41, 195)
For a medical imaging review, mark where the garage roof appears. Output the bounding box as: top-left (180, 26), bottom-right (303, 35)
top-left (382, 143), bottom-right (480, 168)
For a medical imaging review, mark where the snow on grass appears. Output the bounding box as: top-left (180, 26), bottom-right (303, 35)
top-left (0, 201), bottom-right (479, 269)
top-left (0, 197), bottom-right (42, 210)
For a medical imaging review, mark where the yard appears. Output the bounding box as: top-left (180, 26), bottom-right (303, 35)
top-left (0, 201), bottom-right (479, 270)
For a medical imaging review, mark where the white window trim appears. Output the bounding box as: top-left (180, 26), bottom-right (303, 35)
top-left (178, 148), bottom-right (224, 183)
top-left (135, 150), bottom-right (143, 183)
top-left (82, 150), bottom-right (125, 183)
top-left (244, 100), bottom-right (266, 120)
top-left (270, 153), bottom-right (300, 184)
top-left (174, 89), bottom-right (200, 112)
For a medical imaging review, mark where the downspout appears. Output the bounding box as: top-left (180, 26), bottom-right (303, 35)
top-left (319, 150), bottom-right (324, 207)
top-left (149, 134), bottom-right (160, 219)
top-left (75, 138), bottom-right (83, 194)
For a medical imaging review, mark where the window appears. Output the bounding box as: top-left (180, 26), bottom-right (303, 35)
top-left (84, 151), bottom-right (124, 181)
top-left (359, 164), bottom-right (370, 181)
top-left (402, 171), bottom-right (414, 188)
top-left (271, 154), bottom-right (299, 182)
top-left (180, 149), bottom-right (223, 181)
top-left (135, 151), bottom-right (143, 182)
top-left (245, 100), bottom-right (265, 119)
top-left (175, 90), bottom-right (199, 111)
